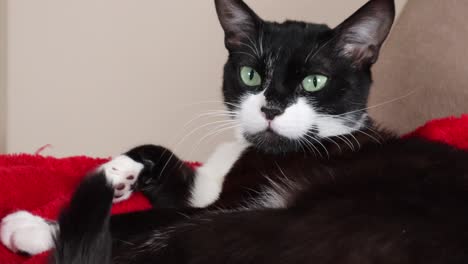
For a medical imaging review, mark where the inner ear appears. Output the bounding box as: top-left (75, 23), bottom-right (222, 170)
top-left (333, 0), bottom-right (395, 66)
top-left (215, 0), bottom-right (262, 49)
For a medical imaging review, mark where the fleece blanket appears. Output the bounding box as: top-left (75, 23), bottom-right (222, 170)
top-left (1, 115), bottom-right (468, 264)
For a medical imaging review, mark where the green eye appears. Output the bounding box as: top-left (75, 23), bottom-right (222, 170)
top-left (240, 66), bottom-right (262, 87)
top-left (302, 74), bottom-right (328, 92)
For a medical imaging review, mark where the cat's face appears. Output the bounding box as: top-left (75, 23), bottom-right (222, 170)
top-left (215, 0), bottom-right (395, 153)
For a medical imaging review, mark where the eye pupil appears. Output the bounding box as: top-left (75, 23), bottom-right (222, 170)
top-left (249, 70), bottom-right (255, 80)
top-left (313, 76), bottom-right (318, 87)
top-left (240, 66), bottom-right (262, 87)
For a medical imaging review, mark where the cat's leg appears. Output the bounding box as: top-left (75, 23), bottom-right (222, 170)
top-left (0, 155), bottom-right (144, 255)
top-left (0, 211), bottom-right (58, 255)
top-left (124, 142), bottom-right (248, 208)
top-left (0, 141), bottom-right (248, 255)
top-left (53, 168), bottom-right (217, 264)
top-left (99, 155), bottom-right (144, 203)
top-left (85, 141), bottom-right (247, 207)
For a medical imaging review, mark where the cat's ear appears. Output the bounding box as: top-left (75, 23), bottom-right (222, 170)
top-left (215, 0), bottom-right (262, 49)
top-left (333, 0), bottom-right (395, 66)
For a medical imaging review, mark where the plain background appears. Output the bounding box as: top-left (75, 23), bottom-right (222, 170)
top-left (0, 0), bottom-right (407, 161)
top-left (369, 0), bottom-right (468, 134)
top-left (0, 0), bottom-right (6, 153)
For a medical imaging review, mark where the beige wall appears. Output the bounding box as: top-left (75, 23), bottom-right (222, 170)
top-left (4, 0), bottom-right (407, 161)
top-left (369, 0), bottom-right (468, 134)
top-left (0, 0), bottom-right (6, 153)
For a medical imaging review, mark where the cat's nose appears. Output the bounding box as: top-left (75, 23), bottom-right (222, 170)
top-left (261, 106), bottom-right (284, 121)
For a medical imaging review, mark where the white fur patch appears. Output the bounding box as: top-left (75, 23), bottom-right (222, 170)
top-left (0, 211), bottom-right (57, 255)
top-left (237, 92), bottom-right (366, 141)
top-left (189, 142), bottom-right (249, 208)
top-left (271, 98), bottom-right (315, 139)
top-left (100, 155), bottom-right (144, 203)
top-left (249, 174), bottom-right (303, 209)
top-left (315, 115), bottom-right (359, 138)
top-left (253, 187), bottom-right (288, 209)
top-left (237, 92), bottom-right (269, 135)
top-left (237, 93), bottom-right (317, 139)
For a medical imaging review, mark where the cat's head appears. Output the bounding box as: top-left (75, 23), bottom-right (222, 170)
top-left (215, 0), bottom-right (395, 153)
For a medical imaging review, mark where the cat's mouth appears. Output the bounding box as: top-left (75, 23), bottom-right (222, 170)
top-left (262, 128), bottom-right (278, 139)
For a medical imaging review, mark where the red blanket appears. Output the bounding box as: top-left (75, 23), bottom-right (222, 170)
top-left (1, 115), bottom-right (468, 264)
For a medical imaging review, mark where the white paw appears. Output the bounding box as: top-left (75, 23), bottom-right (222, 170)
top-left (100, 155), bottom-right (144, 203)
top-left (0, 211), bottom-right (57, 255)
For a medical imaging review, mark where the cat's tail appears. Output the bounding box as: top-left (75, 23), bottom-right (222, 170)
top-left (53, 172), bottom-right (114, 264)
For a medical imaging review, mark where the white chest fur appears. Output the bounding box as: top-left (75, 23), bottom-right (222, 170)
top-left (189, 142), bottom-right (249, 208)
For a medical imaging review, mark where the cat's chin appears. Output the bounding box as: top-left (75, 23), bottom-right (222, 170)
top-left (243, 130), bottom-right (301, 154)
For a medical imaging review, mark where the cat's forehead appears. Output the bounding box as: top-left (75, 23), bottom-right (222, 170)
top-left (263, 21), bottom-right (331, 50)
top-left (257, 21), bottom-right (333, 66)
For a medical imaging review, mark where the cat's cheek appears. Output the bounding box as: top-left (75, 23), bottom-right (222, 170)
top-left (238, 92), bottom-right (269, 134)
top-left (271, 98), bottom-right (316, 139)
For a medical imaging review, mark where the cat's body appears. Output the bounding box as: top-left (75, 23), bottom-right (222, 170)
top-left (90, 131), bottom-right (468, 263)
top-left (2, 0), bottom-right (468, 263)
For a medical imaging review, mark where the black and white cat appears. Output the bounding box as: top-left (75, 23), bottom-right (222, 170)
top-left (3, 0), bottom-right (468, 263)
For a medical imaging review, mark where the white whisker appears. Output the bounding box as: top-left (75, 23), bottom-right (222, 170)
top-left (305, 33), bottom-right (340, 63)
top-left (296, 138), bottom-right (310, 155)
top-left (321, 136), bottom-right (342, 153)
top-left (301, 136), bottom-right (322, 158)
top-left (336, 135), bottom-right (355, 151)
top-left (178, 100), bottom-right (241, 109)
top-left (245, 35), bottom-right (261, 57)
top-left (355, 129), bottom-right (382, 145)
top-left (334, 90), bottom-right (417, 117)
top-left (315, 114), bottom-right (383, 144)
top-left (182, 111), bottom-right (236, 130)
top-left (159, 119), bottom-right (237, 177)
top-left (232, 51), bottom-right (257, 60)
top-left (187, 122), bottom-right (240, 161)
top-left (258, 29), bottom-right (265, 56)
top-left (305, 134), bottom-right (330, 159)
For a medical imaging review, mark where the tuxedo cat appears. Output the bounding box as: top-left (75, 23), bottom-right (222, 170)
top-left (3, 0), bottom-right (468, 263)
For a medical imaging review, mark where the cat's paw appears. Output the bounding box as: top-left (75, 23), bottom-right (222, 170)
top-left (100, 155), bottom-right (144, 203)
top-left (0, 211), bottom-right (57, 255)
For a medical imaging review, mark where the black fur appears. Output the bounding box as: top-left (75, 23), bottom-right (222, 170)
top-left (126, 145), bottom-right (195, 208)
top-left (52, 0), bottom-right (468, 263)
top-left (54, 173), bottom-right (113, 264)
top-left (55, 133), bottom-right (468, 263)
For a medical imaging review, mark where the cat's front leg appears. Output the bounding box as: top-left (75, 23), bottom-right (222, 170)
top-left (123, 144), bottom-right (197, 208)
top-left (0, 142), bottom-right (247, 256)
top-left (91, 144), bottom-right (194, 207)
top-left (0, 211), bottom-right (58, 255)
top-left (124, 142), bottom-right (249, 208)
top-left (92, 140), bottom-right (249, 208)
top-left (0, 157), bottom-right (141, 255)
top-left (99, 155), bottom-right (144, 203)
